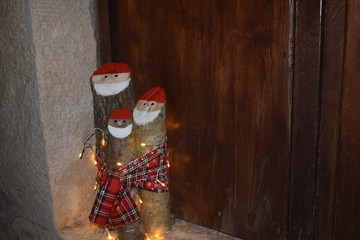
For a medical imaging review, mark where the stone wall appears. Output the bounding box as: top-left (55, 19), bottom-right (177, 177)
top-left (0, 0), bottom-right (100, 238)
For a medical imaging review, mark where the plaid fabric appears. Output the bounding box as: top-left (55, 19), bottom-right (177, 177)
top-left (89, 143), bottom-right (169, 229)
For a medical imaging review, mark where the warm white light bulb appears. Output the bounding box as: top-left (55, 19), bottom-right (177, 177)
top-left (101, 137), bottom-right (106, 147)
top-left (117, 162), bottom-right (122, 166)
top-left (105, 228), bottom-right (113, 240)
top-left (156, 179), bottom-right (166, 187)
top-left (78, 152), bottom-right (83, 159)
top-left (140, 143), bottom-right (146, 147)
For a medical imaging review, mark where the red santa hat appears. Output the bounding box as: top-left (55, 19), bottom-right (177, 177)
top-left (139, 87), bottom-right (166, 103)
top-left (109, 108), bottom-right (133, 120)
top-left (92, 63), bottom-right (131, 75)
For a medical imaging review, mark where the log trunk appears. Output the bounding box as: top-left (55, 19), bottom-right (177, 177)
top-left (117, 221), bottom-right (144, 240)
top-left (106, 131), bottom-right (137, 168)
top-left (135, 107), bottom-right (172, 238)
top-left (140, 190), bottom-right (171, 238)
top-left (91, 81), bottom-right (134, 158)
top-left (91, 72), bottom-right (143, 240)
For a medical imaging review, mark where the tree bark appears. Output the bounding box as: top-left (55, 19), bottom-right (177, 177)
top-left (91, 81), bottom-right (135, 161)
top-left (135, 107), bottom-right (172, 238)
top-left (91, 76), bottom-right (143, 239)
top-left (117, 221), bottom-right (144, 240)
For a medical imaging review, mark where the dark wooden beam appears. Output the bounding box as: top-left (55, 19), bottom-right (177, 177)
top-left (334, 0), bottom-right (360, 238)
top-left (96, 0), bottom-right (111, 64)
top-left (288, 0), bottom-right (323, 239)
top-left (314, 0), bottom-right (346, 239)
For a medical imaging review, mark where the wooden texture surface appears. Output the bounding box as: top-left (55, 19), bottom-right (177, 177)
top-left (288, 0), bottom-right (322, 239)
top-left (314, 0), bottom-right (346, 239)
top-left (91, 83), bottom-right (135, 168)
top-left (95, 0), bottom-right (111, 64)
top-left (134, 103), bottom-right (171, 236)
top-left (108, 1), bottom-right (291, 239)
top-left (105, 0), bottom-right (360, 239)
top-left (334, 0), bottom-right (360, 238)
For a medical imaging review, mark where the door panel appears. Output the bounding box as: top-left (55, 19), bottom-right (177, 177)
top-left (106, 0), bottom-right (360, 239)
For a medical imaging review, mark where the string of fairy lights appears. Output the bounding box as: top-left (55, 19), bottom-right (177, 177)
top-left (78, 128), bottom-right (106, 159)
top-left (78, 129), bottom-right (169, 240)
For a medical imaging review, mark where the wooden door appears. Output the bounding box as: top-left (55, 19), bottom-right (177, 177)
top-left (100, 0), bottom-right (360, 239)
top-left (325, 1), bottom-right (360, 239)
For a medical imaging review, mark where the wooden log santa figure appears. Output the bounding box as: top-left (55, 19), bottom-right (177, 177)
top-left (89, 107), bottom-right (170, 239)
top-left (87, 63), bottom-right (171, 239)
top-left (133, 87), bottom-right (171, 238)
top-left (89, 108), bottom-right (145, 240)
top-left (106, 108), bottom-right (137, 169)
top-left (89, 63), bottom-right (140, 239)
top-left (90, 63), bottom-right (134, 162)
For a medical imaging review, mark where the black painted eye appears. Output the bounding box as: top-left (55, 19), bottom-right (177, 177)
top-left (115, 75), bottom-right (118, 77)
top-left (114, 120), bottom-right (117, 123)
top-left (151, 103), bottom-right (154, 105)
top-left (104, 75), bottom-right (108, 78)
top-left (143, 102), bottom-right (146, 105)
top-left (122, 120), bottom-right (126, 123)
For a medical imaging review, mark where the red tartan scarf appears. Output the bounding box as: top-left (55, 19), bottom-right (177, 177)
top-left (89, 143), bottom-right (169, 229)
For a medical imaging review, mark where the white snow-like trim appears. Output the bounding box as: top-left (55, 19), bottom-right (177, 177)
top-left (108, 124), bottom-right (133, 138)
top-left (93, 79), bottom-right (130, 96)
top-left (133, 109), bottom-right (161, 125)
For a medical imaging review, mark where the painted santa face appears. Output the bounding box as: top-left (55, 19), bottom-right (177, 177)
top-left (108, 108), bottom-right (133, 138)
top-left (108, 119), bottom-right (133, 139)
top-left (92, 73), bottom-right (130, 96)
top-left (133, 87), bottom-right (166, 125)
top-left (91, 63), bottom-right (131, 96)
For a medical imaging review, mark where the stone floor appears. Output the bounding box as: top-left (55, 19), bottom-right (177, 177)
top-left (61, 219), bottom-right (242, 240)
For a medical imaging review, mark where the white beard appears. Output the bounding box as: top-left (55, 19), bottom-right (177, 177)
top-left (133, 109), bottom-right (161, 125)
top-left (108, 124), bottom-right (133, 138)
top-left (93, 79), bottom-right (130, 96)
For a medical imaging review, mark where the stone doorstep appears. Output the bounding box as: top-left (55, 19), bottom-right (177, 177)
top-left (60, 219), bottom-right (242, 240)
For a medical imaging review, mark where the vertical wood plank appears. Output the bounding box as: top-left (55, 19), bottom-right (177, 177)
top-left (288, 0), bottom-right (322, 239)
top-left (96, 0), bottom-right (111, 63)
top-left (195, 0), bottom-right (237, 234)
top-left (334, 0), bottom-right (360, 238)
top-left (314, 0), bottom-right (346, 239)
top-left (232, 1), bottom-right (292, 239)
